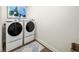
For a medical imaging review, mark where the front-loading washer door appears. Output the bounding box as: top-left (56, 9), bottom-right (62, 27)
top-left (26, 21), bottom-right (35, 32)
top-left (8, 22), bottom-right (22, 36)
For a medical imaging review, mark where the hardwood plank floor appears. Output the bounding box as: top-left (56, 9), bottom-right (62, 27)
top-left (40, 47), bottom-right (52, 52)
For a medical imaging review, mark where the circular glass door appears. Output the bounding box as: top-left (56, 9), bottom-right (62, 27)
top-left (8, 22), bottom-right (22, 36)
top-left (26, 21), bottom-right (35, 32)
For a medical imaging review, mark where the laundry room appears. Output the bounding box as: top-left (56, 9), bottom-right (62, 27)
top-left (0, 6), bottom-right (79, 52)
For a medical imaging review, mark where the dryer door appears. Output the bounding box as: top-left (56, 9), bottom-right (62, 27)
top-left (26, 21), bottom-right (35, 32)
top-left (8, 22), bottom-right (22, 36)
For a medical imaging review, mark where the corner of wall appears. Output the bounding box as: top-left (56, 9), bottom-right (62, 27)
top-left (36, 39), bottom-right (60, 52)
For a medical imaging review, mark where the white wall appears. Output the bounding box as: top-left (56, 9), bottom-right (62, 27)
top-left (0, 6), bottom-right (6, 51)
top-left (27, 6), bottom-right (79, 52)
top-left (0, 24), bottom-right (1, 51)
top-left (0, 6), bottom-right (9, 51)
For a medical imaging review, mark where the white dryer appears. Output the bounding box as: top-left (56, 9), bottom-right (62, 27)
top-left (2, 21), bottom-right (23, 52)
top-left (23, 19), bottom-right (35, 44)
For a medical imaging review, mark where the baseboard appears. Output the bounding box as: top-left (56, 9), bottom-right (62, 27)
top-left (36, 39), bottom-right (60, 52)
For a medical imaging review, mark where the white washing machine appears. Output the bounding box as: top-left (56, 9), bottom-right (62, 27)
top-left (2, 21), bottom-right (23, 52)
top-left (23, 19), bottom-right (36, 44)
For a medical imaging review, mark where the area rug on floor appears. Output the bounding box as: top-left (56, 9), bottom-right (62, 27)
top-left (14, 41), bottom-right (44, 52)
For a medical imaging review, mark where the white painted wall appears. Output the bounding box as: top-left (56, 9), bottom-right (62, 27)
top-left (0, 6), bottom-right (9, 51)
top-left (0, 6), bottom-right (6, 51)
top-left (27, 6), bottom-right (79, 52)
top-left (0, 7), bottom-right (2, 51)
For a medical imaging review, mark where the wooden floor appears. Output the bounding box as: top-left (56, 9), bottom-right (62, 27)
top-left (36, 40), bottom-right (52, 52)
top-left (40, 47), bottom-right (52, 52)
